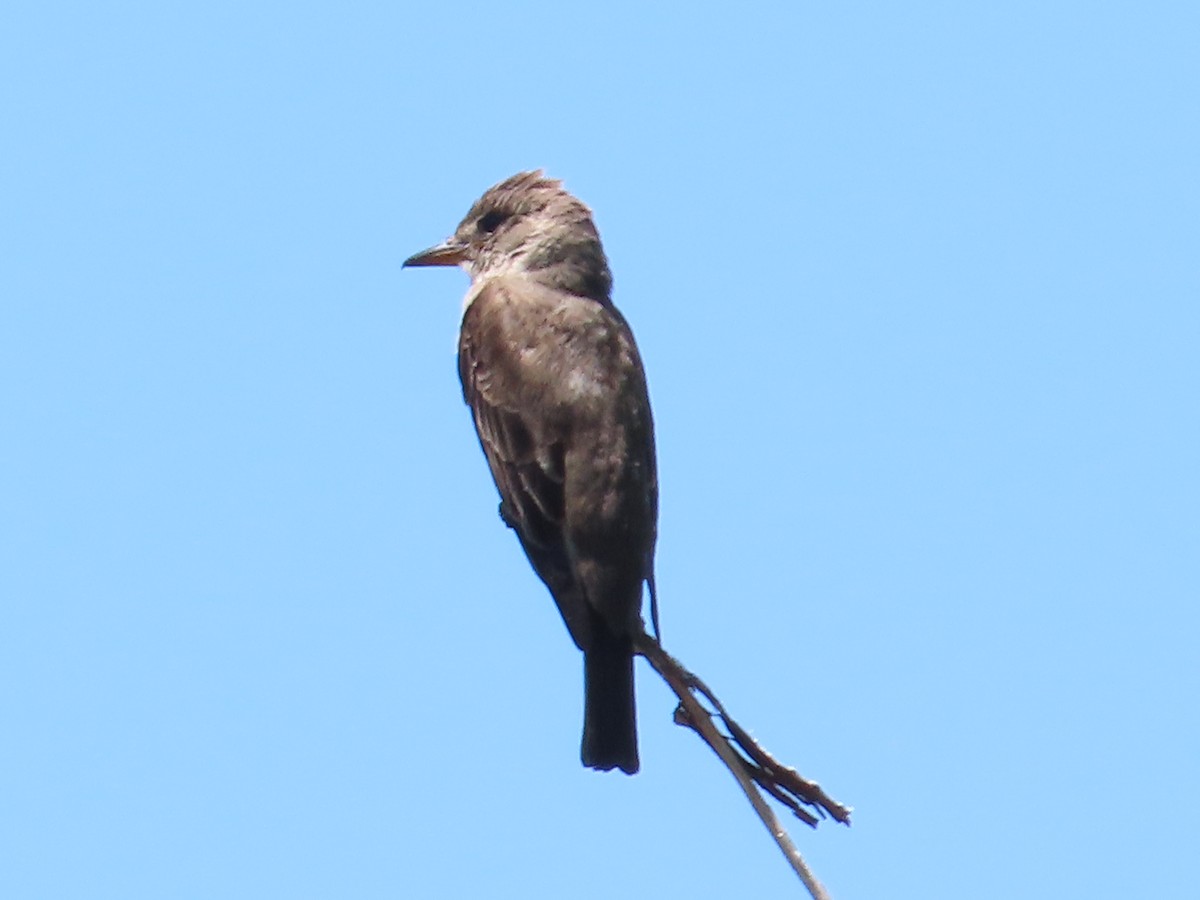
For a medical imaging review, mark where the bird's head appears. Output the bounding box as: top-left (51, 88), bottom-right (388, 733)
top-left (404, 171), bottom-right (613, 301)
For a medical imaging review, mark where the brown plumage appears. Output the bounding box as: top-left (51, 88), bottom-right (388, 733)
top-left (404, 172), bottom-right (657, 774)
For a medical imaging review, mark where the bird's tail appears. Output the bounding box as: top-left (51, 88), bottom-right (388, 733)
top-left (581, 624), bottom-right (638, 774)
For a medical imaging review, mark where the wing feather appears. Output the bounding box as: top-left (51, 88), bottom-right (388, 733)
top-left (458, 283), bottom-right (593, 648)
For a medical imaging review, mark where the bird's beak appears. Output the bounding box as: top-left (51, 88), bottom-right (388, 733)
top-left (403, 237), bottom-right (468, 268)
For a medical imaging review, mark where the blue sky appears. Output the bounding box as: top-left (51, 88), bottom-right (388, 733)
top-left (2, 2), bottom-right (1197, 897)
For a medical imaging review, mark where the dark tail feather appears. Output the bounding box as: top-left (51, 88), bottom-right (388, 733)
top-left (581, 625), bottom-right (639, 774)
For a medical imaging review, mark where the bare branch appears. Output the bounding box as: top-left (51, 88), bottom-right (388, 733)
top-left (634, 631), bottom-right (850, 898)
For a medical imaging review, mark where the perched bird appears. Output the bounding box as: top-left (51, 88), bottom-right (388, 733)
top-left (404, 172), bottom-right (657, 774)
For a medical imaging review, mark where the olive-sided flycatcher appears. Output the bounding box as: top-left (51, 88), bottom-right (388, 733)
top-left (404, 172), bottom-right (657, 774)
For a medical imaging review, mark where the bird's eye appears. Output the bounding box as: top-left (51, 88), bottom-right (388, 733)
top-left (477, 210), bottom-right (507, 234)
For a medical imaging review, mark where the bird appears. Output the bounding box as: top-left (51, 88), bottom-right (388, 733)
top-left (404, 171), bottom-right (658, 774)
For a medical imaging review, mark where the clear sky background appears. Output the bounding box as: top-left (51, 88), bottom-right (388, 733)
top-left (2, 3), bottom-right (1196, 897)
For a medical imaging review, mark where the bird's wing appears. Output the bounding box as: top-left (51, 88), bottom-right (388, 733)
top-left (457, 282), bottom-right (593, 650)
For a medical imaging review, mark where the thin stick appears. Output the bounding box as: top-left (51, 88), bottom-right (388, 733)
top-left (634, 632), bottom-right (847, 899)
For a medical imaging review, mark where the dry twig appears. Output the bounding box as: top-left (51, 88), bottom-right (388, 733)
top-left (633, 632), bottom-right (850, 898)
